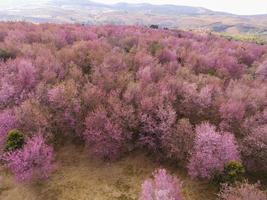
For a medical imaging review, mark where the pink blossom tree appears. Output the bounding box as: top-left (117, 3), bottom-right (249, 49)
top-left (162, 118), bottom-right (195, 164)
top-left (83, 108), bottom-right (125, 160)
top-left (47, 80), bottom-right (82, 136)
top-left (5, 135), bottom-right (55, 182)
top-left (218, 182), bottom-right (266, 200)
top-left (139, 169), bottom-right (184, 200)
top-left (0, 58), bottom-right (36, 107)
top-left (219, 100), bottom-right (246, 133)
top-left (188, 122), bottom-right (240, 180)
top-left (139, 102), bottom-right (176, 153)
top-left (15, 99), bottom-right (50, 137)
top-left (241, 125), bottom-right (267, 172)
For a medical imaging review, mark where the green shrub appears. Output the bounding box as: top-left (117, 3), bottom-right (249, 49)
top-left (207, 68), bottom-right (217, 76)
top-left (149, 41), bottom-right (163, 56)
top-left (5, 129), bottom-right (25, 152)
top-left (214, 160), bottom-right (245, 184)
top-left (0, 49), bottom-right (14, 61)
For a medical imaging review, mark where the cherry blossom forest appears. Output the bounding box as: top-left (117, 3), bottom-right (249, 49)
top-left (0, 22), bottom-right (266, 200)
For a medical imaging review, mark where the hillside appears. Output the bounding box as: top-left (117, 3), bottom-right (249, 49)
top-left (0, 0), bottom-right (267, 36)
top-left (0, 22), bottom-right (266, 199)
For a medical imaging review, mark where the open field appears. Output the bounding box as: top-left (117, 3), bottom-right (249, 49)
top-left (0, 143), bottom-right (217, 200)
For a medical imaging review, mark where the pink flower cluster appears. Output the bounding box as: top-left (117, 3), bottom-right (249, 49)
top-left (139, 169), bottom-right (184, 200)
top-left (5, 135), bottom-right (55, 182)
top-left (188, 122), bottom-right (240, 179)
top-left (218, 182), bottom-right (267, 200)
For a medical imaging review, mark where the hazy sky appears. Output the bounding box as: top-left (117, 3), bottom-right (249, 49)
top-left (0, 0), bottom-right (266, 15)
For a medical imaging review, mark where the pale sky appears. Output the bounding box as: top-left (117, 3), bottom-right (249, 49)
top-left (0, 0), bottom-right (266, 15)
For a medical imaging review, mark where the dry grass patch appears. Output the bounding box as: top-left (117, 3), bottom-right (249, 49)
top-left (0, 143), bottom-right (217, 200)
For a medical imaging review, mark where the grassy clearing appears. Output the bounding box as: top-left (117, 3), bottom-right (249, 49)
top-left (0, 143), bottom-right (217, 200)
top-left (219, 33), bottom-right (267, 44)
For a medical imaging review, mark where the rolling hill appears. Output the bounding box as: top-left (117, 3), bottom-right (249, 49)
top-left (0, 0), bottom-right (267, 36)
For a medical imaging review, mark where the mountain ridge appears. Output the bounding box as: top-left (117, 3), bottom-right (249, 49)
top-left (0, 0), bottom-right (267, 36)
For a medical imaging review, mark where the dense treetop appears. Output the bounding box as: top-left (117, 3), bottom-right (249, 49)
top-left (0, 22), bottom-right (266, 185)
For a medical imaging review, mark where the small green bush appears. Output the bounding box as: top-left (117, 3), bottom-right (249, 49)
top-left (149, 41), bottom-right (163, 56)
top-left (5, 129), bottom-right (25, 152)
top-left (0, 49), bottom-right (14, 61)
top-left (207, 68), bottom-right (217, 76)
top-left (214, 160), bottom-right (245, 184)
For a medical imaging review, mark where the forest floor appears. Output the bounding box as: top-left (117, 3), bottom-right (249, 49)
top-left (0, 143), bottom-right (217, 200)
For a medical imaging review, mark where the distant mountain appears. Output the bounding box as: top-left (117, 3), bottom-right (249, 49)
top-left (49, 0), bottom-right (213, 15)
top-left (111, 3), bottom-right (213, 15)
top-left (51, 0), bottom-right (106, 7)
top-left (0, 0), bottom-right (267, 36)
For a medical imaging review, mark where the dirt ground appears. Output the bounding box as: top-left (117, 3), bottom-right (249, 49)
top-left (0, 144), bottom-right (217, 200)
